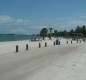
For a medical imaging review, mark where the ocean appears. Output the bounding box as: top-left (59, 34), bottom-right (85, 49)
top-left (0, 34), bottom-right (33, 42)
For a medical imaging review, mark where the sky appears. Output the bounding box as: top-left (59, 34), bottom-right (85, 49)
top-left (0, 0), bottom-right (86, 34)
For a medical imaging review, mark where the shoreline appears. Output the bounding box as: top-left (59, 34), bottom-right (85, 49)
top-left (0, 37), bottom-right (85, 55)
top-left (0, 37), bottom-right (57, 55)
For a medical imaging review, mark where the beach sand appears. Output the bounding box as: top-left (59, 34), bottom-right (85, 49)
top-left (0, 37), bottom-right (56, 55)
top-left (0, 38), bottom-right (86, 80)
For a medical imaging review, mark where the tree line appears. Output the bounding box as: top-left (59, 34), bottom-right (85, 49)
top-left (40, 25), bottom-right (86, 39)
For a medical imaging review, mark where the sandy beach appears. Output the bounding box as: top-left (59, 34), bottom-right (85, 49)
top-left (0, 37), bottom-right (57, 55)
top-left (0, 38), bottom-right (86, 80)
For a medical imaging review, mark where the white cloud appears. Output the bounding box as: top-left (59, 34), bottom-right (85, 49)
top-left (0, 15), bottom-right (14, 24)
top-left (15, 19), bottom-right (31, 25)
top-left (80, 16), bottom-right (86, 18)
top-left (49, 16), bottom-right (86, 31)
top-left (0, 15), bottom-right (31, 26)
top-left (66, 20), bottom-right (86, 25)
top-left (1, 14), bottom-right (86, 34)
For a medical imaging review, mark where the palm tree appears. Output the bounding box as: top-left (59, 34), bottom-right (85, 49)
top-left (49, 28), bottom-right (53, 39)
top-left (54, 30), bottom-right (58, 37)
top-left (49, 27), bottom-right (53, 34)
top-left (82, 25), bottom-right (86, 37)
top-left (40, 28), bottom-right (48, 40)
top-left (75, 26), bottom-right (81, 33)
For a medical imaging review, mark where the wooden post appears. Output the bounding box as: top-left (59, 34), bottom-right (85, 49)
top-left (26, 44), bottom-right (28, 50)
top-left (71, 41), bottom-right (72, 44)
top-left (39, 43), bottom-right (41, 48)
top-left (67, 41), bottom-right (68, 44)
top-left (59, 41), bottom-right (60, 45)
top-left (77, 40), bottom-right (78, 43)
top-left (84, 40), bottom-right (85, 42)
top-left (45, 42), bottom-right (47, 47)
top-left (80, 41), bottom-right (81, 43)
top-left (16, 45), bottom-right (18, 52)
top-left (54, 42), bottom-right (55, 45)
top-left (83, 39), bottom-right (85, 42)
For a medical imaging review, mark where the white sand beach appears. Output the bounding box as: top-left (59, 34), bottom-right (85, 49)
top-left (0, 38), bottom-right (86, 80)
top-left (0, 37), bottom-right (57, 55)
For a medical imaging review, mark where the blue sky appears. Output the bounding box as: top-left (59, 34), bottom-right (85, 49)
top-left (0, 0), bottom-right (86, 34)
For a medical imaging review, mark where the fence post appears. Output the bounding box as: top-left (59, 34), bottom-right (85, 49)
top-left (67, 41), bottom-right (68, 44)
top-left (71, 41), bottom-right (72, 44)
top-left (54, 42), bottom-right (55, 45)
top-left (77, 40), bottom-right (78, 43)
top-left (59, 41), bottom-right (60, 45)
top-left (16, 45), bottom-right (18, 53)
top-left (39, 43), bottom-right (41, 48)
top-left (84, 40), bottom-right (85, 42)
top-left (80, 41), bottom-right (81, 43)
top-left (45, 42), bottom-right (47, 47)
top-left (83, 39), bottom-right (85, 42)
top-left (26, 44), bottom-right (28, 50)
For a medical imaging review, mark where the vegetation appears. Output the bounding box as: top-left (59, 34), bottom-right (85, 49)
top-left (40, 28), bottom-right (48, 40)
top-left (53, 30), bottom-right (58, 37)
top-left (49, 28), bottom-right (53, 39)
top-left (40, 25), bottom-right (86, 39)
top-left (69, 25), bottom-right (86, 37)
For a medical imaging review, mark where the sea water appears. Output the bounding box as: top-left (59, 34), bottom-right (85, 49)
top-left (0, 34), bottom-right (33, 42)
